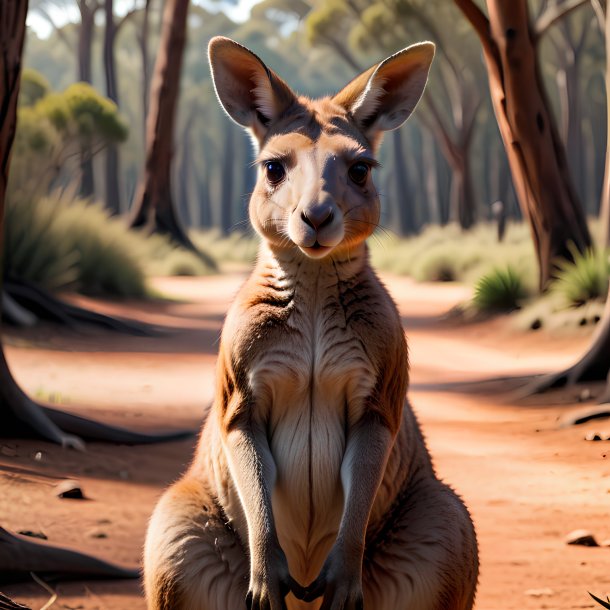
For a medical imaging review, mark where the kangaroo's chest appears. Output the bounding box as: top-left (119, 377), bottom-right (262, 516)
top-left (248, 297), bottom-right (376, 580)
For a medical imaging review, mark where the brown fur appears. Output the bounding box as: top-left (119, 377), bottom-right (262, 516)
top-left (144, 37), bottom-right (478, 610)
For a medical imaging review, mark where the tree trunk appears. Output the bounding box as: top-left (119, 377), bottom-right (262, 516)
top-left (527, 292), bottom-right (610, 403)
top-left (219, 122), bottom-right (234, 236)
top-left (421, 96), bottom-right (478, 231)
top-left (78, 4), bottom-right (94, 83)
top-left (449, 157), bottom-right (476, 230)
top-left (454, 0), bottom-right (592, 289)
top-left (78, 3), bottom-right (96, 199)
top-left (422, 130), bottom-right (442, 225)
top-left (600, 4), bottom-right (610, 248)
top-left (103, 0), bottom-right (122, 215)
top-left (137, 0), bottom-right (152, 140)
top-left (199, 160), bottom-right (211, 228)
top-left (129, 0), bottom-right (213, 265)
top-left (555, 16), bottom-right (589, 212)
top-left (391, 129), bottom-right (416, 236)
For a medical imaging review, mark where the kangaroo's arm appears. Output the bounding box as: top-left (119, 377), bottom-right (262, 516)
top-left (300, 411), bottom-right (394, 609)
top-left (299, 320), bottom-right (408, 610)
top-left (223, 397), bottom-right (304, 610)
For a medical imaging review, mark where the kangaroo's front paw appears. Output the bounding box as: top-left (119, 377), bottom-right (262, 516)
top-left (246, 545), bottom-right (305, 610)
top-left (298, 546), bottom-right (364, 610)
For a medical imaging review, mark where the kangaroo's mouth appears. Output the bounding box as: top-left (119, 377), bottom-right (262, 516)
top-left (300, 240), bottom-right (333, 259)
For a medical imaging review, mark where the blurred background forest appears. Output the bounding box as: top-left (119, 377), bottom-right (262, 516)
top-left (8, 0), bottom-right (610, 309)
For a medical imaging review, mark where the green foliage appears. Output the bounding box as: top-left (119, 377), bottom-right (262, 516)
top-left (14, 105), bottom-right (58, 155)
top-left (144, 233), bottom-right (216, 277)
top-left (37, 82), bottom-right (128, 143)
top-left (192, 230), bottom-right (259, 267)
top-left (19, 68), bottom-right (50, 107)
top-left (5, 194), bottom-right (146, 297)
top-left (4, 193), bottom-right (218, 297)
top-left (590, 593), bottom-right (610, 609)
top-left (56, 200), bottom-right (147, 296)
top-left (369, 222), bottom-right (536, 287)
top-left (62, 82), bottom-right (128, 142)
top-left (5, 194), bottom-right (78, 291)
top-left (305, 1), bottom-right (350, 46)
top-left (472, 267), bottom-right (529, 313)
top-left (550, 247), bottom-right (610, 307)
top-left (11, 81), bottom-right (129, 199)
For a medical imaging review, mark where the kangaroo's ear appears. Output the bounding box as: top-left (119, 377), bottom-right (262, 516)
top-left (208, 36), bottom-right (298, 142)
top-left (333, 42), bottom-right (435, 145)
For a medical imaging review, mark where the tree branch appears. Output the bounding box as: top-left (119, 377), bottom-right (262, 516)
top-left (534, 0), bottom-right (590, 41)
top-left (420, 94), bottom-right (461, 169)
top-left (591, 0), bottom-right (606, 31)
top-left (32, 6), bottom-right (74, 50)
top-left (320, 34), bottom-right (364, 72)
top-left (452, 0), bottom-right (492, 54)
top-left (115, 6), bottom-right (139, 35)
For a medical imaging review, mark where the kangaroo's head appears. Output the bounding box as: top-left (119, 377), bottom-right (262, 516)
top-left (208, 37), bottom-right (434, 260)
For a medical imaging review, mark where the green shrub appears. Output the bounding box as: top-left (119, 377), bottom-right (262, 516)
top-left (56, 200), bottom-right (147, 297)
top-left (369, 222), bottom-right (536, 287)
top-left (19, 68), bottom-right (51, 107)
top-left (192, 229), bottom-right (259, 266)
top-left (11, 81), bottom-right (129, 200)
top-left (5, 194), bottom-right (219, 297)
top-left (551, 247), bottom-right (610, 307)
top-left (38, 82), bottom-right (128, 143)
top-left (5, 194), bottom-right (146, 297)
top-left (143, 233), bottom-right (215, 277)
top-left (4, 194), bottom-right (78, 290)
top-left (472, 266), bottom-right (528, 313)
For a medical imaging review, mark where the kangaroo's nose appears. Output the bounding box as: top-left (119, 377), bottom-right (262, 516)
top-left (301, 207), bottom-right (334, 231)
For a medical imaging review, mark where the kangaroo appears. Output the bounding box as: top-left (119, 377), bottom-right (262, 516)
top-left (144, 37), bottom-right (479, 610)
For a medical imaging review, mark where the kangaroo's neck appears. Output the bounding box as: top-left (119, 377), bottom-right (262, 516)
top-left (254, 242), bottom-right (370, 293)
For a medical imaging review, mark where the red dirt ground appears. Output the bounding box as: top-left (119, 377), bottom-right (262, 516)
top-left (1, 273), bottom-right (610, 609)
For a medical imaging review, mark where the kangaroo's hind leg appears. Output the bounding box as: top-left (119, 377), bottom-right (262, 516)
top-left (144, 478), bottom-right (249, 610)
top-left (363, 478), bottom-right (478, 610)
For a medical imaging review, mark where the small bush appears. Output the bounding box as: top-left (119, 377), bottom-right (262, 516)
top-left (192, 229), bottom-right (259, 266)
top-left (19, 68), bottom-right (51, 107)
top-left (551, 247), bottom-right (610, 307)
top-left (5, 194), bottom-right (146, 297)
top-left (5, 194), bottom-right (79, 290)
top-left (144, 233), bottom-right (215, 277)
top-left (472, 267), bottom-right (528, 313)
top-left (369, 222), bottom-right (537, 287)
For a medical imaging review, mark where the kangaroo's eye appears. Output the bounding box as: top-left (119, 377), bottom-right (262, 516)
top-left (348, 162), bottom-right (369, 186)
top-left (264, 161), bottom-right (285, 185)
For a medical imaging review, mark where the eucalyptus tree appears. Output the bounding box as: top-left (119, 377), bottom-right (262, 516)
top-left (529, 0), bottom-right (610, 405)
top-left (453, 0), bottom-right (592, 289)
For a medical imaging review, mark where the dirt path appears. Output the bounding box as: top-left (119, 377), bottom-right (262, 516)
top-left (2, 273), bottom-right (609, 609)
